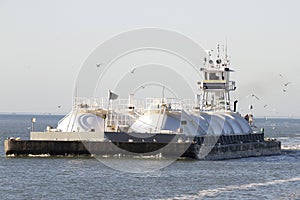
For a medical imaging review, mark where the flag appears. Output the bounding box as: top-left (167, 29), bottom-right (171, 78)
top-left (108, 90), bottom-right (118, 100)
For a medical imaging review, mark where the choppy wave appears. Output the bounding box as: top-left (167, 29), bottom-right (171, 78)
top-left (162, 177), bottom-right (300, 200)
top-left (274, 136), bottom-right (300, 150)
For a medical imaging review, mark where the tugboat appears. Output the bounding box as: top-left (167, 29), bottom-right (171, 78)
top-left (4, 45), bottom-right (281, 160)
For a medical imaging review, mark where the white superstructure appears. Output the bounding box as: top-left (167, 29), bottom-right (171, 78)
top-left (47, 45), bottom-right (252, 138)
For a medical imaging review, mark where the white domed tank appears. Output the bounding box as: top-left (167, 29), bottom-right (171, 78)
top-left (191, 112), bottom-right (252, 136)
top-left (128, 110), bottom-right (252, 135)
top-left (57, 111), bottom-right (104, 132)
top-left (128, 112), bottom-right (181, 133)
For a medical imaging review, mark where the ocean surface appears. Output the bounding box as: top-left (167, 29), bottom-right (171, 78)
top-left (0, 114), bottom-right (299, 199)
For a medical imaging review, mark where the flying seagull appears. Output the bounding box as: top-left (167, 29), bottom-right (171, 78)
top-left (279, 74), bottom-right (292, 90)
top-left (131, 68), bottom-right (136, 74)
top-left (96, 63), bottom-right (102, 68)
top-left (284, 82), bottom-right (292, 87)
top-left (251, 94), bottom-right (260, 101)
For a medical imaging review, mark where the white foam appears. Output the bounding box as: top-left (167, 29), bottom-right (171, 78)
top-left (277, 137), bottom-right (290, 140)
top-left (7, 154), bottom-right (51, 158)
top-left (282, 144), bottom-right (300, 150)
top-left (161, 177), bottom-right (300, 200)
top-left (132, 153), bottom-right (164, 159)
top-left (28, 154), bottom-right (50, 157)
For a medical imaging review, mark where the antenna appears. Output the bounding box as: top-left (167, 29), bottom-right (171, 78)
top-left (162, 86), bottom-right (165, 100)
top-left (216, 44), bottom-right (222, 67)
top-left (225, 37), bottom-right (228, 64)
top-left (73, 84), bottom-right (78, 110)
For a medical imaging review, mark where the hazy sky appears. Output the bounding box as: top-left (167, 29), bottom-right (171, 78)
top-left (0, 0), bottom-right (299, 117)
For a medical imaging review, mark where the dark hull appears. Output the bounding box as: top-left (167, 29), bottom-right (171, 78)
top-left (4, 132), bottom-right (281, 160)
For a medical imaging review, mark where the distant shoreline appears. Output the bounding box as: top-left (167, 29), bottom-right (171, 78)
top-left (0, 112), bottom-right (299, 119)
top-left (0, 112), bottom-right (66, 116)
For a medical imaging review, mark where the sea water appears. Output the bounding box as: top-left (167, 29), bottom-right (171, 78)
top-left (0, 114), bottom-right (299, 199)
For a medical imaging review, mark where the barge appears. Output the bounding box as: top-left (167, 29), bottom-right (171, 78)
top-left (5, 132), bottom-right (280, 160)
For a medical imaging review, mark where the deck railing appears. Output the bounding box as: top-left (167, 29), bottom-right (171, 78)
top-left (73, 97), bottom-right (198, 112)
top-left (72, 97), bottom-right (237, 113)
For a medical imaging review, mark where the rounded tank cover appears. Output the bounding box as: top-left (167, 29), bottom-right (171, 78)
top-left (57, 112), bottom-right (104, 132)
